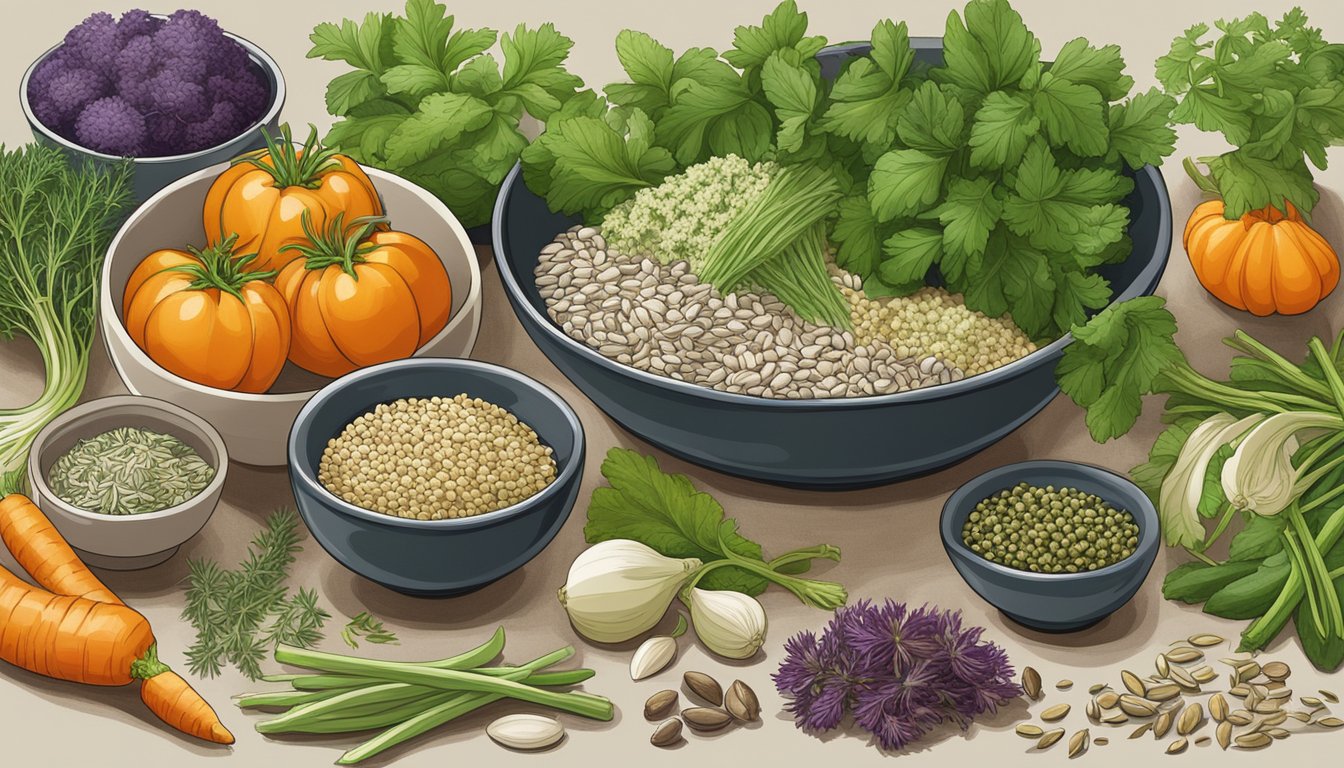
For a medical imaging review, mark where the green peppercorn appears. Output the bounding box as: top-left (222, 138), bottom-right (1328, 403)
top-left (960, 482), bottom-right (1141, 573)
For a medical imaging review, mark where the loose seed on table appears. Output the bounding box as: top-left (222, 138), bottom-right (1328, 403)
top-left (1216, 721), bottom-right (1232, 749)
top-left (1037, 729), bottom-right (1066, 749)
top-left (645, 690), bottom-right (679, 720)
top-left (1041, 703), bottom-right (1071, 722)
top-left (1210, 693), bottom-right (1228, 722)
top-left (725, 680), bottom-right (760, 723)
top-left (683, 672), bottom-right (723, 707)
top-left (1262, 661), bottom-right (1291, 681)
top-left (1317, 716), bottom-right (1344, 728)
top-left (1097, 691), bottom-right (1121, 709)
top-left (1236, 732), bottom-right (1272, 749)
top-left (1176, 702), bottom-right (1203, 735)
top-left (1322, 690), bottom-right (1340, 704)
top-left (1188, 634), bottom-right (1224, 647)
top-left (651, 719), bottom-right (683, 747)
top-left (1130, 723), bottom-right (1153, 739)
top-left (1023, 667), bottom-right (1043, 700)
top-left (1056, 679), bottom-right (1073, 690)
top-left (1017, 724), bottom-right (1045, 738)
top-left (1122, 670), bottom-right (1147, 697)
top-left (682, 708), bottom-right (732, 733)
top-left (1166, 737), bottom-right (1188, 754)
top-left (1068, 729), bottom-right (1089, 758)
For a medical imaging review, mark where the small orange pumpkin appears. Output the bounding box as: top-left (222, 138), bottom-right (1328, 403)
top-left (1183, 199), bottom-right (1339, 316)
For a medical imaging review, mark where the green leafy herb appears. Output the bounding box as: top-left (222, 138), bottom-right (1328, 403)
top-left (1058, 295), bottom-right (1344, 669)
top-left (0, 145), bottom-right (132, 480)
top-left (183, 509), bottom-right (331, 680)
top-left (341, 612), bottom-right (400, 649)
top-left (584, 448), bottom-right (845, 608)
top-left (310, 0), bottom-right (583, 227)
top-left (1158, 8), bottom-right (1344, 217)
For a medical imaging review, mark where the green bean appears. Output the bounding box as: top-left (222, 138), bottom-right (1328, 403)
top-left (338, 691), bottom-right (504, 764)
top-left (271, 646), bottom-right (610, 720)
top-left (257, 691), bottom-right (460, 734)
top-left (235, 688), bottom-right (346, 708)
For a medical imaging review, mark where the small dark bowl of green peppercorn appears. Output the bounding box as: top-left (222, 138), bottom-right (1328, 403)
top-left (940, 460), bottom-right (1159, 632)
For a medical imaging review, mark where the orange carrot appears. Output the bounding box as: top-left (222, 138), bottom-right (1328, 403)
top-left (0, 499), bottom-right (233, 745)
top-left (134, 647), bottom-right (235, 745)
top-left (0, 493), bottom-right (123, 605)
top-left (0, 561), bottom-right (152, 685)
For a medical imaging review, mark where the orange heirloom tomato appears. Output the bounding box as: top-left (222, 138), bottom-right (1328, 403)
top-left (203, 123), bottom-right (383, 274)
top-left (275, 213), bottom-right (453, 378)
top-left (123, 236), bottom-right (292, 393)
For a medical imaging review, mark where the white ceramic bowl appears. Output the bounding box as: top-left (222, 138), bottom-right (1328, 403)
top-left (100, 165), bottom-right (483, 465)
top-left (27, 395), bottom-right (228, 570)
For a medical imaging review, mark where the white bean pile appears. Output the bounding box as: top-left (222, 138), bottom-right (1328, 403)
top-left (535, 226), bottom-right (961, 399)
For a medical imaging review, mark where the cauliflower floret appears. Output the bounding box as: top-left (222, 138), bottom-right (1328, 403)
top-left (601, 155), bottom-right (776, 271)
top-left (183, 101), bottom-right (243, 152)
top-left (115, 9), bottom-right (163, 45)
top-left (75, 96), bottom-right (146, 156)
top-left (62, 12), bottom-right (120, 71)
top-left (151, 72), bottom-right (208, 121)
top-left (40, 67), bottom-right (107, 127)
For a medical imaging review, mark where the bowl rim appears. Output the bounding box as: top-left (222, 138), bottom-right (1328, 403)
top-left (938, 459), bottom-right (1161, 583)
top-left (99, 164), bottom-right (483, 404)
top-left (18, 19), bottom-right (286, 163)
top-left (287, 357), bottom-right (586, 531)
top-left (27, 394), bottom-right (229, 523)
top-left (491, 159), bottom-right (1170, 410)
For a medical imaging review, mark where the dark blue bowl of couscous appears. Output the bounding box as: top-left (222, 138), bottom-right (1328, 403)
top-left (287, 358), bottom-right (584, 597)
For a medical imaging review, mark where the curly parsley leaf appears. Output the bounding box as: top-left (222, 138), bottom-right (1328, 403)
top-left (525, 109), bottom-right (676, 219)
top-left (1048, 38), bottom-right (1134, 101)
top-left (723, 0), bottom-right (826, 72)
top-left (868, 149), bottom-right (947, 222)
top-left (761, 52), bottom-right (819, 153)
top-left (817, 20), bottom-right (915, 150)
top-left (936, 0), bottom-right (1040, 98)
top-left (968, 90), bottom-right (1039, 169)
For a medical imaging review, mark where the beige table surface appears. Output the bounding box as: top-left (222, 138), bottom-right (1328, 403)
top-left (3, 1), bottom-right (1344, 765)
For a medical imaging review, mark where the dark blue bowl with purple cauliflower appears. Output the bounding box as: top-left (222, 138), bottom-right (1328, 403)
top-left (19, 10), bottom-right (285, 202)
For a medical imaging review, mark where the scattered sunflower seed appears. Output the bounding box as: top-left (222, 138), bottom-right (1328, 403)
top-left (1236, 663), bottom-right (1262, 684)
top-left (681, 707), bottom-right (731, 733)
top-left (1235, 731), bottom-right (1272, 749)
top-left (1166, 737), bottom-right (1188, 754)
top-left (1316, 716), bottom-right (1344, 728)
top-left (1037, 728), bottom-right (1066, 749)
top-left (1023, 667), bottom-right (1043, 700)
top-left (1322, 690), bottom-right (1339, 704)
top-left (1156, 654), bottom-right (1171, 678)
top-left (1130, 722), bottom-right (1153, 739)
top-left (1102, 712), bottom-right (1130, 725)
top-left (1216, 720), bottom-right (1232, 750)
top-left (1169, 666), bottom-right (1199, 690)
top-left (1266, 727), bottom-right (1291, 740)
top-left (1301, 696), bottom-right (1324, 709)
top-left (1195, 736), bottom-right (1210, 746)
top-left (1210, 693), bottom-right (1228, 722)
top-left (1288, 711), bottom-right (1311, 722)
top-left (1017, 724), bottom-right (1045, 738)
top-left (1089, 683), bottom-right (1107, 695)
top-left (1120, 695), bottom-right (1158, 718)
top-left (1191, 665), bottom-right (1218, 684)
top-left (1086, 699), bottom-right (1100, 722)
top-left (1147, 684), bottom-right (1181, 702)
top-left (1188, 634), bottom-right (1224, 647)
top-left (1262, 661), bottom-right (1290, 681)
top-left (683, 672), bottom-right (723, 707)
top-left (1260, 710), bottom-right (1288, 727)
top-left (1177, 703), bottom-right (1204, 735)
top-left (1154, 710), bottom-right (1174, 738)
top-left (1227, 711), bottom-right (1253, 726)
top-left (1041, 703), bottom-right (1071, 722)
top-left (644, 690), bottom-right (679, 720)
top-left (1068, 729), bottom-right (1089, 758)
top-left (1097, 691), bottom-right (1121, 709)
top-left (1094, 737), bottom-right (1109, 746)
top-left (651, 718), bottom-right (683, 747)
top-left (1056, 679), bottom-right (1073, 690)
top-left (1229, 685), bottom-right (1251, 698)
top-left (1122, 670), bottom-right (1146, 697)
top-left (1166, 647), bottom-right (1204, 664)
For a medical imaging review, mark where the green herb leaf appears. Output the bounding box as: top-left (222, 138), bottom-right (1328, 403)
top-left (967, 91), bottom-right (1040, 169)
top-left (584, 449), bottom-right (769, 595)
top-left (897, 81), bottom-right (967, 155)
top-left (1031, 73), bottom-right (1108, 157)
top-left (723, 0), bottom-right (826, 71)
top-left (1056, 296), bottom-right (1186, 442)
top-left (1051, 269), bottom-right (1112, 333)
top-left (1105, 88), bottom-right (1179, 169)
top-left (879, 228), bottom-right (943, 288)
top-left (936, 0), bottom-right (1040, 98)
top-left (831, 195), bottom-right (883, 275)
top-left (1207, 150), bottom-right (1320, 219)
top-left (933, 177), bottom-right (1001, 262)
top-left (868, 149), bottom-right (947, 222)
top-left (526, 111), bottom-right (676, 219)
top-left (1048, 38), bottom-right (1133, 101)
top-left (381, 92), bottom-right (494, 166)
top-left (760, 52), bottom-right (818, 153)
top-left (309, 12), bottom-right (396, 75)
top-left (816, 20), bottom-right (914, 149)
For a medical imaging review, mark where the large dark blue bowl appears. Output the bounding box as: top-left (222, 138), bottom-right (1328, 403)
top-left (288, 358), bottom-right (584, 597)
top-left (940, 460), bottom-right (1160, 631)
top-left (491, 39), bottom-right (1171, 490)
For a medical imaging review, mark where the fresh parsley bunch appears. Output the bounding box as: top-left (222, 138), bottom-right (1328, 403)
top-left (521, 0), bottom-right (1176, 344)
top-left (308, 0), bottom-right (583, 228)
top-left (830, 0), bottom-right (1177, 339)
top-left (1157, 9), bottom-right (1344, 219)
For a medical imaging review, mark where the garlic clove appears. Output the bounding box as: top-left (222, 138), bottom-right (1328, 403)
top-left (687, 587), bottom-right (767, 660)
top-left (486, 714), bottom-right (565, 751)
top-left (558, 540), bottom-right (702, 644)
top-left (630, 635), bottom-right (677, 680)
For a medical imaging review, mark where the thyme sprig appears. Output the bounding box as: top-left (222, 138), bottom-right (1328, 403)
top-left (182, 509), bottom-right (330, 680)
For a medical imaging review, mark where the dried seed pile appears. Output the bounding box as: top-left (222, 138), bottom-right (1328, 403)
top-left (842, 281), bottom-right (1037, 376)
top-left (645, 672), bottom-right (760, 748)
top-left (963, 482), bottom-right (1141, 573)
top-left (1016, 634), bottom-right (1343, 757)
top-left (47, 426), bottom-right (215, 516)
top-left (536, 226), bottom-right (963, 399)
top-left (318, 395), bottom-right (557, 521)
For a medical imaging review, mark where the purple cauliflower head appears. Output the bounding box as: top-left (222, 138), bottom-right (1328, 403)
top-left (144, 114), bottom-right (186, 157)
top-left (114, 34), bottom-right (159, 84)
top-left (63, 12), bottom-right (120, 71)
top-left (182, 100), bottom-right (242, 152)
top-left (115, 9), bottom-right (162, 44)
top-left (153, 10), bottom-right (224, 63)
top-left (75, 96), bottom-right (146, 156)
top-left (151, 71), bottom-right (208, 119)
top-left (207, 70), bottom-right (268, 115)
top-left (40, 67), bottom-right (107, 127)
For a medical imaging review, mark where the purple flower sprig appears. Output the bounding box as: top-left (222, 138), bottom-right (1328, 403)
top-left (773, 600), bottom-right (1021, 751)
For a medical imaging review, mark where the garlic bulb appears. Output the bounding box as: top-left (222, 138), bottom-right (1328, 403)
top-left (558, 540), bottom-right (701, 643)
top-left (687, 587), bottom-right (767, 659)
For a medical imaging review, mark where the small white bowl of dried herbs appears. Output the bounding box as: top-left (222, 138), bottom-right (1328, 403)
top-left (27, 394), bottom-right (227, 570)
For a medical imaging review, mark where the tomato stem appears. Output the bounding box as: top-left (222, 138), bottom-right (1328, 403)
top-left (235, 123), bottom-right (342, 190)
top-left (165, 234), bottom-right (275, 301)
top-left (280, 210), bottom-right (386, 278)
